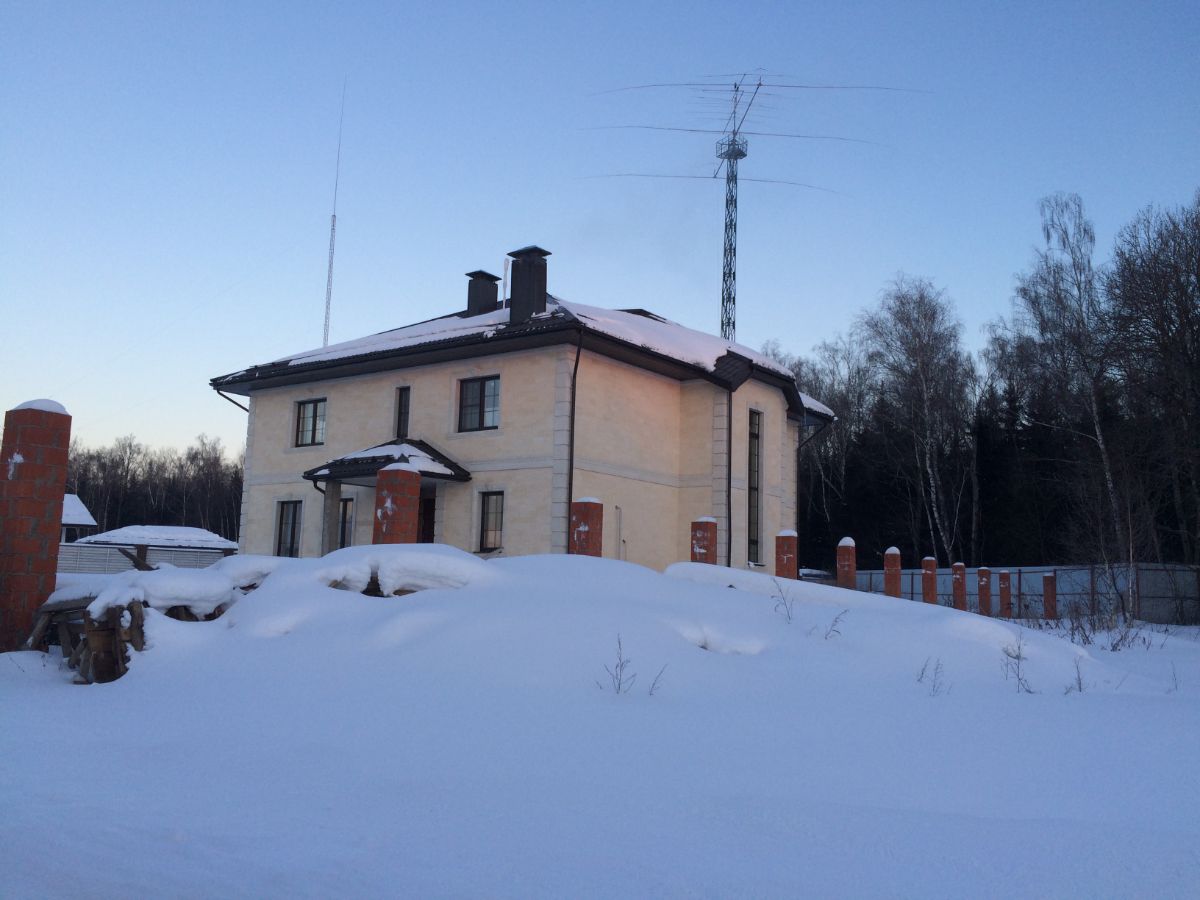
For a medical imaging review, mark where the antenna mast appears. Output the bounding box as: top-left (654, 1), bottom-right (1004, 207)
top-left (716, 77), bottom-right (760, 342)
top-left (323, 83), bottom-right (346, 347)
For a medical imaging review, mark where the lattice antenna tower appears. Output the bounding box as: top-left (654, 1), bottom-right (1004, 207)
top-left (323, 83), bottom-right (347, 348)
top-left (716, 76), bottom-right (762, 341)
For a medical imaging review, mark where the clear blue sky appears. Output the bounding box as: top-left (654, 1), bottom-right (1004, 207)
top-left (3, 1), bottom-right (1197, 454)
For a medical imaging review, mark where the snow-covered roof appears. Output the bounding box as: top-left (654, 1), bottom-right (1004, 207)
top-left (213, 295), bottom-right (834, 421)
top-left (61, 493), bottom-right (96, 528)
top-left (305, 440), bottom-right (465, 481)
top-left (75, 525), bottom-right (237, 550)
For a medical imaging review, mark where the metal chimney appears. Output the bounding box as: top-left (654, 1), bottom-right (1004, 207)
top-left (465, 270), bottom-right (500, 315)
top-left (507, 246), bottom-right (550, 323)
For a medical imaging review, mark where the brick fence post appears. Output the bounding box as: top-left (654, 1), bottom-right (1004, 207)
top-left (0, 399), bottom-right (72, 651)
top-left (1043, 572), bottom-right (1058, 621)
top-left (951, 562), bottom-right (967, 611)
top-left (883, 547), bottom-right (901, 598)
top-left (372, 463), bottom-right (421, 544)
top-left (774, 529), bottom-right (798, 580)
top-left (921, 557), bottom-right (937, 604)
top-left (690, 518), bottom-right (718, 564)
top-left (998, 570), bottom-right (1012, 618)
top-left (977, 566), bottom-right (992, 617)
top-left (836, 537), bottom-right (856, 590)
top-left (569, 498), bottom-right (603, 557)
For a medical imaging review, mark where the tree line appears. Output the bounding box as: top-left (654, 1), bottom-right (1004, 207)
top-left (66, 435), bottom-right (243, 541)
top-left (779, 190), bottom-right (1200, 574)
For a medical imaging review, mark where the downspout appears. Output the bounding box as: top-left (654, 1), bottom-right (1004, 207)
top-left (216, 389), bottom-right (250, 413)
top-left (725, 388), bottom-right (733, 568)
top-left (565, 329), bottom-right (584, 552)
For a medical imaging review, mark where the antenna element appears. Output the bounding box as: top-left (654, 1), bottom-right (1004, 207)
top-left (323, 83), bottom-right (346, 347)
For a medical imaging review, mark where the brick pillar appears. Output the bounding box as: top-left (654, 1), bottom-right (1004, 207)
top-left (774, 530), bottom-right (798, 579)
top-left (569, 498), bottom-right (603, 557)
top-left (690, 518), bottom-right (718, 564)
top-left (951, 562), bottom-right (967, 611)
top-left (0, 399), bottom-right (72, 651)
top-left (998, 570), bottom-right (1012, 618)
top-left (836, 537), bottom-right (856, 590)
top-left (1043, 572), bottom-right (1058, 621)
top-left (978, 567), bottom-right (992, 617)
top-left (372, 463), bottom-right (420, 544)
top-left (921, 557), bottom-right (937, 604)
top-left (883, 547), bottom-right (901, 598)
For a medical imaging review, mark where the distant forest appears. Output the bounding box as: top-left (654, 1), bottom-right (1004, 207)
top-left (67, 435), bottom-right (242, 541)
top-left (779, 190), bottom-right (1200, 572)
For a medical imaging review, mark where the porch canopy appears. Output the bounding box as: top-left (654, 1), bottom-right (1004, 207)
top-left (303, 439), bottom-right (471, 488)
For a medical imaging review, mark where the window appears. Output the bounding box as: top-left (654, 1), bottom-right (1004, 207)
top-left (748, 410), bottom-right (762, 564)
top-left (295, 399), bottom-right (326, 446)
top-left (276, 500), bottom-right (302, 557)
top-left (338, 497), bottom-right (354, 549)
top-left (479, 491), bottom-right (504, 552)
top-left (395, 386), bottom-right (411, 439)
top-left (458, 376), bottom-right (500, 432)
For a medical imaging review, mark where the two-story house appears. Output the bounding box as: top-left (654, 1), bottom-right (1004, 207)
top-left (210, 246), bottom-right (833, 574)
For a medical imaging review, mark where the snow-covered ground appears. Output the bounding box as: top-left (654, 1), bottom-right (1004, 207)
top-left (3, 548), bottom-right (1198, 898)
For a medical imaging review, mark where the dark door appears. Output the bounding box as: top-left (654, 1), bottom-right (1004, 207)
top-left (418, 496), bottom-right (436, 543)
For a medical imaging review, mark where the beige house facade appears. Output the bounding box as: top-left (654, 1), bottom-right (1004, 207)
top-left (212, 247), bottom-right (833, 575)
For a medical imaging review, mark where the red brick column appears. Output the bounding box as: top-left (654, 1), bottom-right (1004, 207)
top-left (569, 498), bottom-right (603, 557)
top-left (774, 530), bottom-right (798, 579)
top-left (978, 566), bottom-right (992, 617)
top-left (883, 547), bottom-right (901, 598)
top-left (836, 537), bottom-right (856, 590)
top-left (372, 463), bottom-right (420, 544)
top-left (998, 570), bottom-right (1012, 618)
top-left (951, 562), bottom-right (967, 611)
top-left (0, 400), bottom-right (72, 651)
top-left (1043, 572), bottom-right (1058, 621)
top-left (690, 518), bottom-right (718, 564)
top-left (921, 557), bottom-right (937, 604)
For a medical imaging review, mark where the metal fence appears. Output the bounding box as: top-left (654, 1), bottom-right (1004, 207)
top-left (855, 563), bottom-right (1200, 625)
top-left (57, 543), bottom-right (230, 574)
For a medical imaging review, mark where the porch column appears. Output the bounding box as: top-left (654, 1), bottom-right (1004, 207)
top-left (321, 480), bottom-right (343, 554)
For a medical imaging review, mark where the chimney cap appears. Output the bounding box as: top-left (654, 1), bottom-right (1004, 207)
top-left (508, 245), bottom-right (551, 259)
top-left (465, 270), bottom-right (501, 282)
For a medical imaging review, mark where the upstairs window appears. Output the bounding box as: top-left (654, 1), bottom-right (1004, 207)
top-left (276, 500), bottom-right (302, 557)
top-left (295, 399), bottom-right (326, 447)
top-left (458, 376), bottom-right (500, 432)
top-left (395, 386), bottom-right (411, 439)
top-left (479, 491), bottom-right (504, 552)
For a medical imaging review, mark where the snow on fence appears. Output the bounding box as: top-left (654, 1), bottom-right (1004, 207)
top-left (855, 562), bottom-right (1200, 625)
top-left (57, 543), bottom-right (231, 574)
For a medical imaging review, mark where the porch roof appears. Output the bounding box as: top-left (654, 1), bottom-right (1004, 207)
top-left (303, 438), bottom-right (472, 484)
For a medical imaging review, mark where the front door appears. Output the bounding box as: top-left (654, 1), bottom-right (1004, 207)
top-left (418, 492), bottom-right (436, 543)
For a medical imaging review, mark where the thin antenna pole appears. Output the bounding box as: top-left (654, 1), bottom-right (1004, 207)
top-left (323, 81), bottom-right (346, 348)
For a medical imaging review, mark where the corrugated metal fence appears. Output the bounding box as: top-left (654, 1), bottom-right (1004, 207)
top-left (856, 563), bottom-right (1200, 625)
top-left (57, 544), bottom-right (229, 574)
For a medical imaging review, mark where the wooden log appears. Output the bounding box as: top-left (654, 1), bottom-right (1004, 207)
top-left (75, 646), bottom-right (93, 684)
top-left (117, 547), bottom-right (155, 572)
top-left (67, 631), bottom-right (87, 670)
top-left (126, 602), bottom-right (145, 652)
top-left (26, 612), bottom-right (51, 652)
top-left (56, 619), bottom-right (74, 659)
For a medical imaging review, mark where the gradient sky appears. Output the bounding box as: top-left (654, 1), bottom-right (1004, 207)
top-left (3, 1), bottom-right (1197, 454)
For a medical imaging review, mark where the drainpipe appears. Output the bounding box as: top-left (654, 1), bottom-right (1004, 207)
top-left (725, 389), bottom-right (733, 568)
top-left (566, 329), bottom-right (584, 551)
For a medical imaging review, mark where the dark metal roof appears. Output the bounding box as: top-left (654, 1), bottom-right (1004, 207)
top-left (303, 438), bottom-right (471, 483)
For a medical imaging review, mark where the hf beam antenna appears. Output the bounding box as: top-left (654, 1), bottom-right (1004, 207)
top-left (323, 83), bottom-right (346, 348)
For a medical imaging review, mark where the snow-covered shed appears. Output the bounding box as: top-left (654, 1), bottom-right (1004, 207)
top-left (211, 246), bottom-right (833, 572)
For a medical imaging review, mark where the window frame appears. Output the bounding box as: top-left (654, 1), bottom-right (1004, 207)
top-left (478, 491), bottom-right (504, 553)
top-left (276, 500), bottom-right (303, 557)
top-left (337, 497), bottom-right (354, 549)
top-left (294, 398), bottom-right (327, 447)
top-left (747, 409), bottom-right (763, 565)
top-left (458, 375), bottom-right (500, 433)
top-left (395, 386), bottom-right (411, 440)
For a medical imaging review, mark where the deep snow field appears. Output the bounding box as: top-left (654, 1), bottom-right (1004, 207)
top-left (3, 546), bottom-right (1198, 898)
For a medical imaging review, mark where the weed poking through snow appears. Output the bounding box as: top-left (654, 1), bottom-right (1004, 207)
top-left (824, 610), bottom-right (847, 640)
top-left (916, 657), bottom-right (948, 697)
top-left (1001, 635), bottom-right (1036, 693)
